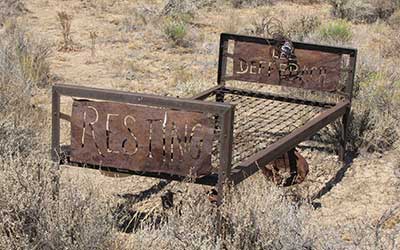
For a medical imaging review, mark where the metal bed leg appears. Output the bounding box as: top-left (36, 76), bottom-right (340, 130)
top-left (339, 107), bottom-right (350, 162)
top-left (284, 148), bottom-right (298, 186)
top-left (216, 90), bottom-right (225, 103)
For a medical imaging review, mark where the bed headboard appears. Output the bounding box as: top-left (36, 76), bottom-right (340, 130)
top-left (217, 33), bottom-right (357, 100)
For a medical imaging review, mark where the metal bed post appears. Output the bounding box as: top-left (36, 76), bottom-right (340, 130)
top-left (216, 107), bottom-right (235, 206)
top-left (339, 50), bottom-right (357, 162)
top-left (51, 87), bottom-right (61, 162)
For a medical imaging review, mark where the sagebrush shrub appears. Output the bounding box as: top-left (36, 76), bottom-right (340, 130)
top-left (162, 0), bottom-right (215, 17)
top-left (0, 22), bottom-right (116, 250)
top-left (0, 0), bottom-right (26, 25)
top-left (288, 15), bottom-right (321, 41)
top-left (15, 33), bottom-right (51, 88)
top-left (351, 73), bottom-right (400, 152)
top-left (320, 65), bottom-right (400, 155)
top-left (0, 121), bottom-right (39, 158)
top-left (328, 0), bottom-right (400, 23)
top-left (0, 155), bottom-right (115, 250)
top-left (80, 0), bottom-right (118, 11)
top-left (388, 9), bottom-right (400, 27)
top-left (230, 0), bottom-right (273, 8)
top-left (0, 28), bottom-right (50, 90)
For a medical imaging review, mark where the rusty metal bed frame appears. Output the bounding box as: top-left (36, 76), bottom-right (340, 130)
top-left (51, 33), bottom-right (357, 204)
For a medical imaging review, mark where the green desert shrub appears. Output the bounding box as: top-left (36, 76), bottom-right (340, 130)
top-left (163, 19), bottom-right (189, 47)
top-left (318, 19), bottom-right (352, 43)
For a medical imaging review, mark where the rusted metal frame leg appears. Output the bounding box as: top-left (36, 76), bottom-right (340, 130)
top-left (215, 106), bottom-right (234, 238)
top-left (340, 51), bottom-right (356, 161)
top-left (51, 87), bottom-right (61, 162)
top-left (216, 89), bottom-right (225, 103)
top-left (216, 107), bottom-right (234, 206)
top-left (214, 89), bottom-right (225, 140)
top-left (50, 87), bottom-right (62, 200)
top-left (283, 148), bottom-right (298, 186)
top-left (339, 106), bottom-right (351, 162)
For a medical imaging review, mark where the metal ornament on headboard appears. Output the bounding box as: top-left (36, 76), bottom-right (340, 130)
top-left (263, 17), bottom-right (299, 82)
top-left (229, 23), bottom-right (343, 92)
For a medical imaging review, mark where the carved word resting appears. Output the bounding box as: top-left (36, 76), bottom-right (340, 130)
top-left (70, 100), bottom-right (214, 177)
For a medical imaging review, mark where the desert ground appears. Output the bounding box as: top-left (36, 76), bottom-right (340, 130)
top-left (1, 0), bottom-right (399, 249)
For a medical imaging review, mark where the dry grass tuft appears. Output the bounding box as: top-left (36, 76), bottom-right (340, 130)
top-left (117, 179), bottom-right (400, 249)
top-left (89, 31), bottom-right (98, 57)
top-left (248, 13), bottom-right (321, 41)
top-left (0, 155), bottom-right (116, 250)
top-left (287, 15), bottom-right (321, 41)
top-left (57, 11), bottom-right (78, 52)
top-left (81, 0), bottom-right (119, 12)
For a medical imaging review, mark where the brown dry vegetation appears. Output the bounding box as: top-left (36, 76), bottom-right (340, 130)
top-left (1, 0), bottom-right (399, 249)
